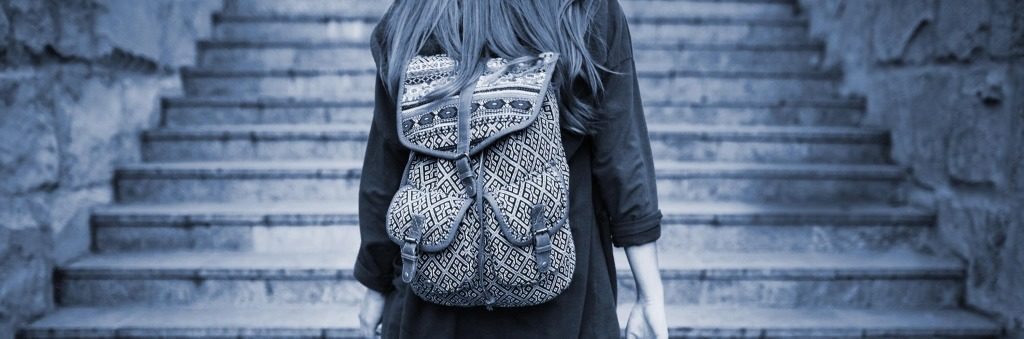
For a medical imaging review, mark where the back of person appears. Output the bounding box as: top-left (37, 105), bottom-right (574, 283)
top-left (355, 0), bottom-right (668, 338)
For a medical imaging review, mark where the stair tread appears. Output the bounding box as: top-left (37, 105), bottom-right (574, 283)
top-left (119, 160), bottom-right (363, 171)
top-left (182, 66), bottom-right (838, 79)
top-left (660, 201), bottom-right (924, 215)
top-left (119, 160), bottom-right (904, 171)
top-left (656, 161), bottom-right (906, 176)
top-left (650, 124), bottom-right (886, 135)
top-left (145, 124), bottom-right (369, 136)
top-left (163, 96), bottom-right (864, 108)
top-left (93, 201), bottom-right (931, 226)
top-left (199, 39), bottom-right (825, 51)
top-left (95, 201), bottom-right (926, 217)
top-left (115, 161), bottom-right (907, 181)
top-left (95, 201), bottom-right (359, 216)
top-left (145, 124), bottom-right (888, 143)
top-left (613, 249), bottom-right (962, 275)
top-left (24, 304), bottom-right (1000, 336)
top-left (149, 123), bottom-right (886, 134)
top-left (61, 249), bottom-right (961, 279)
top-left (212, 12), bottom-right (807, 26)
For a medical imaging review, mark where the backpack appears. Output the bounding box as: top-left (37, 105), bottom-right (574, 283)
top-left (385, 51), bottom-right (576, 308)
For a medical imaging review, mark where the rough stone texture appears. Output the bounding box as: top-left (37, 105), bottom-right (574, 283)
top-left (0, 227), bottom-right (53, 339)
top-left (0, 0), bottom-right (222, 336)
top-left (800, 0), bottom-right (1024, 336)
top-left (2, 0), bottom-right (222, 69)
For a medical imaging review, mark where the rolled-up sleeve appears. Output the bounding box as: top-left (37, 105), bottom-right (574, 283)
top-left (591, 0), bottom-right (663, 248)
top-left (354, 28), bottom-right (409, 294)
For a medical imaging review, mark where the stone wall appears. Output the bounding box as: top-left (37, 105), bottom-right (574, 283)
top-left (798, 0), bottom-right (1024, 336)
top-left (0, 0), bottom-right (222, 337)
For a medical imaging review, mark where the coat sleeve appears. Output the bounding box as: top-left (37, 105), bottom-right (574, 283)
top-left (353, 28), bottom-right (409, 294)
top-left (590, 0), bottom-right (663, 248)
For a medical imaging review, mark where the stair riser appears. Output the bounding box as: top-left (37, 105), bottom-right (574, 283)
top-left (57, 274), bottom-right (960, 308)
top-left (93, 224), bottom-right (933, 254)
top-left (198, 46), bottom-right (374, 71)
top-left (658, 177), bottom-right (903, 203)
top-left (141, 137), bottom-right (368, 162)
top-left (163, 104), bottom-right (372, 127)
top-left (58, 278), bottom-right (365, 307)
top-left (618, 278), bottom-right (962, 308)
top-left (213, 21), bottom-right (808, 45)
top-left (140, 135), bottom-right (888, 163)
top-left (668, 330), bottom-right (1000, 339)
top-left (645, 105), bottom-right (864, 126)
top-left (657, 224), bottom-right (936, 253)
top-left (222, 0), bottom-right (387, 17)
top-left (639, 76), bottom-right (838, 102)
top-left (198, 47), bottom-right (821, 73)
top-left (115, 176), bottom-right (903, 203)
top-left (630, 22), bottom-right (808, 44)
top-left (93, 225), bottom-right (360, 253)
top-left (221, 0), bottom-right (799, 20)
top-left (115, 177), bottom-right (359, 203)
top-left (182, 73), bottom-right (375, 99)
top-left (621, 1), bottom-right (799, 19)
top-left (183, 74), bottom-right (838, 101)
top-left (21, 329), bottom-right (353, 339)
top-left (649, 139), bottom-right (888, 163)
top-left (637, 49), bottom-right (822, 73)
top-left (162, 104), bottom-right (864, 127)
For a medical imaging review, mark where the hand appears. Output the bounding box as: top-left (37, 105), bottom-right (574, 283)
top-left (358, 289), bottom-right (387, 338)
top-left (624, 298), bottom-right (668, 339)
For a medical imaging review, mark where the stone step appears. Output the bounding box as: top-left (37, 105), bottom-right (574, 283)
top-left (219, 0), bottom-right (802, 20)
top-left (644, 99), bottom-right (865, 126)
top-left (656, 162), bottom-right (907, 202)
top-left (55, 250), bottom-right (962, 308)
top-left (656, 201), bottom-right (937, 253)
top-left (21, 304), bottom-right (1001, 338)
top-left (112, 161), bottom-right (361, 204)
top-left (615, 250), bottom-right (964, 308)
top-left (113, 161), bottom-right (906, 204)
top-left (211, 14), bottom-right (810, 45)
top-left (196, 40), bottom-right (824, 73)
top-left (181, 68), bottom-right (842, 102)
top-left (140, 124), bottom-right (890, 163)
top-left (647, 125), bottom-right (889, 163)
top-left (161, 97), bottom-right (865, 127)
top-left (161, 97), bottom-right (376, 127)
top-left (622, 0), bottom-right (801, 20)
top-left (180, 68), bottom-right (377, 100)
top-left (91, 201), bottom-right (934, 254)
top-left (140, 125), bottom-right (369, 162)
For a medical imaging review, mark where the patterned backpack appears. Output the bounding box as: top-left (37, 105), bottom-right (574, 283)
top-left (385, 51), bottom-right (576, 308)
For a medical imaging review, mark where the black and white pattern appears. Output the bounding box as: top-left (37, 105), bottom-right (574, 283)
top-left (386, 53), bottom-right (575, 307)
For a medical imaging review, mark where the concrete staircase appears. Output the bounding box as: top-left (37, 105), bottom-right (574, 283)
top-left (23, 0), bottom-right (1003, 337)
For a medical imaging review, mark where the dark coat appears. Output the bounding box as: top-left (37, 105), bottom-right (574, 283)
top-left (354, 0), bottom-right (663, 337)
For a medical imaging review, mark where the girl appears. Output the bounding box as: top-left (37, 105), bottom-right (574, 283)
top-left (355, 0), bottom-right (667, 337)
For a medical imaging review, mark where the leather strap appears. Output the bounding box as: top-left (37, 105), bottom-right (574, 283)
top-left (530, 204), bottom-right (552, 273)
top-left (455, 154), bottom-right (476, 198)
top-left (401, 214), bottom-right (424, 283)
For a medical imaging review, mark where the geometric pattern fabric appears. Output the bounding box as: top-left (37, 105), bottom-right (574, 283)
top-left (386, 52), bottom-right (576, 307)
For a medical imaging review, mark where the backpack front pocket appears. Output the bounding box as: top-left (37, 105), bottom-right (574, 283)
top-left (386, 185), bottom-right (477, 294)
top-left (483, 162), bottom-right (571, 287)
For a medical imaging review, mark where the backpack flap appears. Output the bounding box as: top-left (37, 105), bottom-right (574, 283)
top-left (395, 52), bottom-right (560, 159)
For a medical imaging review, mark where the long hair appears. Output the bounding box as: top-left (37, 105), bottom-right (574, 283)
top-left (377, 0), bottom-right (610, 135)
